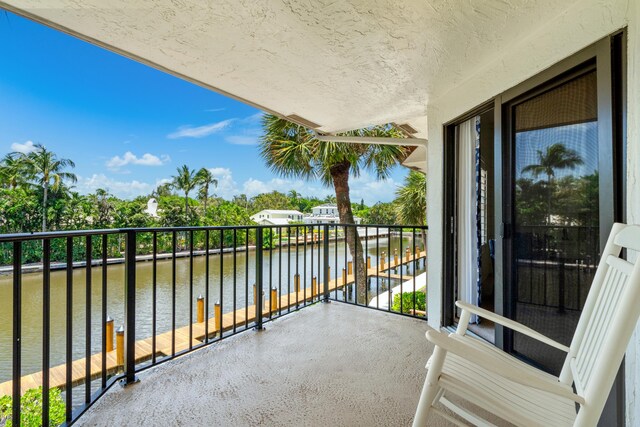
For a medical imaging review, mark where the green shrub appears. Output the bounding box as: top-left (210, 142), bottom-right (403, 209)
top-left (0, 387), bottom-right (65, 427)
top-left (391, 291), bottom-right (426, 314)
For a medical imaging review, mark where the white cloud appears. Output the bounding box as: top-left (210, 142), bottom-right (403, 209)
top-left (10, 140), bottom-right (37, 154)
top-left (106, 151), bottom-right (170, 170)
top-left (167, 119), bottom-right (234, 139)
top-left (76, 174), bottom-right (157, 199)
top-left (224, 113), bottom-right (263, 145)
top-left (206, 167), bottom-right (238, 199)
top-left (348, 171), bottom-right (399, 204)
top-left (239, 112), bottom-right (264, 124)
top-left (205, 108), bottom-right (225, 112)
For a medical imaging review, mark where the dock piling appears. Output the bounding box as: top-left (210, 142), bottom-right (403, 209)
top-left (106, 316), bottom-right (114, 352)
top-left (214, 301), bottom-right (221, 337)
top-left (270, 288), bottom-right (278, 315)
top-left (197, 295), bottom-right (204, 323)
top-left (116, 326), bottom-right (124, 367)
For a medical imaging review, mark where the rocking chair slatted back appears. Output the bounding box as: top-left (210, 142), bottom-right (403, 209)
top-left (562, 223), bottom-right (640, 424)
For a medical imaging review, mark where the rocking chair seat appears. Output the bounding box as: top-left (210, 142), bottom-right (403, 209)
top-left (414, 224), bottom-right (640, 427)
top-left (428, 333), bottom-right (577, 426)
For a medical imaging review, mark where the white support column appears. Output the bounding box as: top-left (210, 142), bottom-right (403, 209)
top-left (426, 106), bottom-right (444, 330)
top-left (626, 2), bottom-right (640, 425)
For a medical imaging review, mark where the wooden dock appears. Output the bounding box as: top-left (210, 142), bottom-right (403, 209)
top-left (0, 251), bottom-right (426, 397)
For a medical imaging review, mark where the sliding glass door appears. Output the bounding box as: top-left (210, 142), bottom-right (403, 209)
top-left (510, 67), bottom-right (600, 373)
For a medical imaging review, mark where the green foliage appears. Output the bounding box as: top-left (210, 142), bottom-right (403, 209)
top-left (262, 228), bottom-right (275, 249)
top-left (249, 191), bottom-right (294, 214)
top-left (391, 291), bottom-right (426, 314)
top-left (0, 145), bottom-right (420, 266)
top-left (362, 202), bottom-right (397, 225)
top-left (0, 187), bottom-right (42, 232)
top-left (206, 201), bottom-right (251, 226)
top-left (394, 171), bottom-right (426, 226)
top-left (516, 172), bottom-right (598, 227)
top-left (0, 387), bottom-right (66, 427)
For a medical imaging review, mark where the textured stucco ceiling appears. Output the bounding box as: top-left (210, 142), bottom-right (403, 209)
top-left (1, 0), bottom-right (580, 136)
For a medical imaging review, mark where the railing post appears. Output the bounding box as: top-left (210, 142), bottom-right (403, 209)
top-left (323, 224), bottom-right (330, 302)
top-left (122, 230), bottom-right (138, 385)
top-left (255, 228), bottom-right (264, 330)
top-left (12, 241), bottom-right (22, 426)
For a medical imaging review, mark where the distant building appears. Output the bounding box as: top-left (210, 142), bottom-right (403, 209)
top-left (145, 198), bottom-right (159, 218)
top-left (304, 203), bottom-right (361, 224)
top-left (250, 209), bottom-right (304, 226)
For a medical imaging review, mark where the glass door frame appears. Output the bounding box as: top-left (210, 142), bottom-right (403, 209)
top-left (499, 34), bottom-right (625, 426)
top-left (500, 36), bottom-right (621, 353)
top-left (442, 31), bottom-right (626, 425)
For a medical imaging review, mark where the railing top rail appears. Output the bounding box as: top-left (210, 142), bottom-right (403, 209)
top-left (0, 223), bottom-right (427, 242)
top-left (0, 228), bottom-right (123, 243)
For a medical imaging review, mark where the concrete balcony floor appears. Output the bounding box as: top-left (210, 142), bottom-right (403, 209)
top-left (76, 303), bottom-right (503, 426)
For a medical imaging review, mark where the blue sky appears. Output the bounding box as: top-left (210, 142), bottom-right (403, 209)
top-left (0, 11), bottom-right (407, 204)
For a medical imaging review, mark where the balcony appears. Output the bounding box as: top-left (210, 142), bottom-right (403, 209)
top-left (77, 302), bottom-right (429, 426)
top-left (0, 223), bottom-right (429, 426)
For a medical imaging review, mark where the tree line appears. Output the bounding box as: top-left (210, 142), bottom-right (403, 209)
top-left (0, 143), bottom-right (426, 265)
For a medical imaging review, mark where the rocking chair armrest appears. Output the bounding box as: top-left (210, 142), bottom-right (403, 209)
top-left (425, 330), bottom-right (585, 405)
top-left (455, 301), bottom-right (570, 353)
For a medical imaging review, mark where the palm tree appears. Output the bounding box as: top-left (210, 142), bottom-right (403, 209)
top-left (0, 153), bottom-right (27, 189)
top-left (19, 144), bottom-right (77, 231)
top-left (91, 188), bottom-right (114, 227)
top-left (260, 114), bottom-right (410, 300)
top-left (395, 170), bottom-right (427, 248)
top-left (287, 189), bottom-right (300, 204)
top-left (171, 165), bottom-right (199, 218)
top-left (196, 168), bottom-right (218, 214)
top-left (153, 182), bottom-right (173, 198)
top-left (521, 143), bottom-right (583, 225)
top-left (324, 194), bottom-right (337, 204)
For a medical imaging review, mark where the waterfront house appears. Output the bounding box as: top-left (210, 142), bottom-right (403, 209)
top-left (303, 203), bottom-right (362, 225)
top-left (0, 1), bottom-right (638, 425)
top-left (250, 209), bottom-right (304, 226)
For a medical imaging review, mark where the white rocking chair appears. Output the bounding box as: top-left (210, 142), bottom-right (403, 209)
top-left (413, 223), bottom-right (640, 427)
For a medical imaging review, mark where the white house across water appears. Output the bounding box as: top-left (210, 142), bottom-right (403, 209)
top-left (250, 209), bottom-right (304, 226)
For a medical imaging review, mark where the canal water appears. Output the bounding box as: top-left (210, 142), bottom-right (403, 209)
top-left (0, 236), bottom-right (425, 386)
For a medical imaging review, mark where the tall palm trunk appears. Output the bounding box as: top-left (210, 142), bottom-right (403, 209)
top-left (330, 162), bottom-right (367, 303)
top-left (42, 182), bottom-right (48, 232)
top-left (185, 192), bottom-right (189, 217)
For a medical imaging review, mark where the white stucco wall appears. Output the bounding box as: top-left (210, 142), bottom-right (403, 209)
top-left (424, 0), bottom-right (637, 424)
top-left (625, 0), bottom-right (639, 424)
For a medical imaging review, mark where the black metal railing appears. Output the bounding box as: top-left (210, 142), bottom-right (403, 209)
top-left (514, 225), bottom-right (599, 311)
top-left (0, 223), bottom-right (427, 426)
